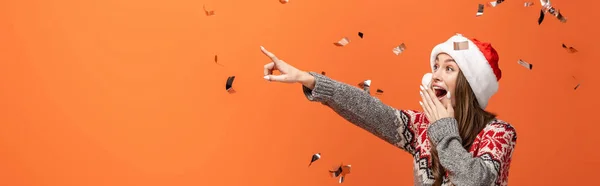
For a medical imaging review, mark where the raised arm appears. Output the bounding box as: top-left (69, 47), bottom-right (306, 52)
top-left (298, 71), bottom-right (418, 154)
top-left (427, 118), bottom-right (517, 186)
top-left (259, 46), bottom-right (420, 154)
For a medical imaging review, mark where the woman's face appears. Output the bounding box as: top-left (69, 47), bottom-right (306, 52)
top-left (431, 53), bottom-right (460, 106)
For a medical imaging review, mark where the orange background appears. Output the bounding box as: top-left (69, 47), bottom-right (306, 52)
top-left (1, 0), bottom-right (599, 185)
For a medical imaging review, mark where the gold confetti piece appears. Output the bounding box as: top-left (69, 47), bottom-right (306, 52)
top-left (321, 71), bottom-right (326, 75)
top-left (574, 83), bottom-right (580, 90)
top-left (334, 37), bottom-right (350, 47)
top-left (517, 59), bottom-right (533, 70)
top-left (525, 2), bottom-right (534, 7)
top-left (476, 4), bottom-right (484, 16)
top-left (203, 5), bottom-right (215, 16)
top-left (376, 89), bottom-right (384, 95)
top-left (562, 43), bottom-right (578, 53)
top-left (279, 0), bottom-right (289, 4)
top-left (453, 41), bottom-right (469, 50)
top-left (392, 43), bottom-right (406, 55)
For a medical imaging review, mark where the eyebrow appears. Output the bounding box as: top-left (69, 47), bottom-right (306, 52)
top-left (435, 57), bottom-right (456, 63)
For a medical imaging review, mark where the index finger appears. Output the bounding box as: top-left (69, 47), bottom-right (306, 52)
top-left (260, 46), bottom-right (280, 62)
top-left (426, 88), bottom-right (444, 107)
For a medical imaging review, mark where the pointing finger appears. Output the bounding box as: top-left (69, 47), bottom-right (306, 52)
top-left (260, 46), bottom-right (280, 63)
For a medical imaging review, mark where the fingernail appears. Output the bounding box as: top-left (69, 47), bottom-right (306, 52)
top-left (263, 75), bottom-right (270, 80)
top-left (420, 85), bottom-right (424, 91)
top-left (446, 91), bottom-right (451, 99)
top-left (260, 46), bottom-right (265, 50)
top-left (419, 91), bottom-right (423, 96)
top-left (419, 101), bottom-right (423, 106)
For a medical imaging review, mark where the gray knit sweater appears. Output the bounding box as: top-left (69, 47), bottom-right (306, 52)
top-left (301, 72), bottom-right (517, 186)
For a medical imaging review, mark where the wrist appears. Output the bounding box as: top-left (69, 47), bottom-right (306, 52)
top-left (298, 71), bottom-right (315, 89)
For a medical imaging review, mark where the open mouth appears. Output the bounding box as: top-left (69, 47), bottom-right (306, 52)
top-left (433, 86), bottom-right (448, 99)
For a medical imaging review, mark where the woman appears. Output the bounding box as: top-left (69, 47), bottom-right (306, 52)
top-left (260, 33), bottom-right (517, 186)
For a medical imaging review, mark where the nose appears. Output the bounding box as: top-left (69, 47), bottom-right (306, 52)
top-left (432, 69), bottom-right (443, 83)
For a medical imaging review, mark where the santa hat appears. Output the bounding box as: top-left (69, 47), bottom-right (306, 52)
top-left (429, 33), bottom-right (502, 109)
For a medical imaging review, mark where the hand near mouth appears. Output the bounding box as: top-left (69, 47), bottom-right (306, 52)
top-left (419, 85), bottom-right (454, 123)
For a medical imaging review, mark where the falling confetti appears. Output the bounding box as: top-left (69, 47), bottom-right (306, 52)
top-left (308, 153), bottom-right (321, 167)
top-left (358, 80), bottom-right (371, 93)
top-left (280, 0), bottom-right (289, 4)
top-left (538, 0), bottom-right (567, 24)
top-left (214, 55), bottom-right (224, 66)
top-left (203, 5), bottom-right (215, 16)
top-left (562, 43), bottom-right (578, 53)
top-left (525, 2), bottom-right (534, 7)
top-left (376, 89), bottom-right (384, 95)
top-left (393, 43), bottom-right (406, 55)
top-left (226, 76), bottom-right (236, 93)
top-left (538, 9), bottom-right (545, 24)
top-left (453, 41), bottom-right (469, 50)
top-left (321, 71), bottom-right (326, 75)
top-left (517, 59), bottom-right (533, 70)
top-left (329, 164), bottom-right (351, 183)
top-left (334, 37), bottom-right (350, 47)
top-left (572, 76), bottom-right (581, 90)
top-left (476, 4), bottom-right (484, 16)
top-left (488, 0), bottom-right (505, 7)
top-left (358, 32), bottom-right (364, 38)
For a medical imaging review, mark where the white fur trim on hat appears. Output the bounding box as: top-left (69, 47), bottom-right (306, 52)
top-left (429, 33), bottom-right (498, 109)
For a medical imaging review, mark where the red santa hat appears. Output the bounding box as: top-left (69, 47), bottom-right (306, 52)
top-left (429, 33), bottom-right (502, 109)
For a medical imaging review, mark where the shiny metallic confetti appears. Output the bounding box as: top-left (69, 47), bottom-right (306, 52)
top-left (280, 0), bottom-right (289, 4)
top-left (203, 5), bottom-right (215, 16)
top-left (517, 59), bottom-right (533, 70)
top-left (538, 0), bottom-right (567, 24)
top-left (477, 4), bottom-right (484, 16)
top-left (329, 164), bottom-right (351, 184)
top-left (488, 0), bottom-right (505, 7)
top-left (308, 153), bottom-right (321, 167)
top-left (215, 55), bottom-right (224, 66)
top-left (375, 89), bottom-right (384, 95)
top-left (453, 41), bottom-right (469, 50)
top-left (334, 37), bottom-right (350, 47)
top-left (358, 32), bottom-right (364, 38)
top-left (562, 43), bottom-right (578, 53)
top-left (321, 71), bottom-right (326, 75)
top-left (525, 2), bottom-right (534, 7)
top-left (572, 76), bottom-right (580, 90)
top-left (538, 9), bottom-right (545, 24)
top-left (358, 80), bottom-right (371, 93)
top-left (226, 76), bottom-right (236, 93)
top-left (392, 43), bottom-right (406, 55)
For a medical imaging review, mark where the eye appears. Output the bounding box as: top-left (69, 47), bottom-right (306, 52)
top-left (446, 66), bottom-right (454, 71)
top-left (433, 64), bottom-right (439, 70)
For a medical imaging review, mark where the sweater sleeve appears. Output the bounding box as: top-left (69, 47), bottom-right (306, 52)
top-left (427, 117), bottom-right (517, 186)
top-left (301, 71), bottom-right (418, 155)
